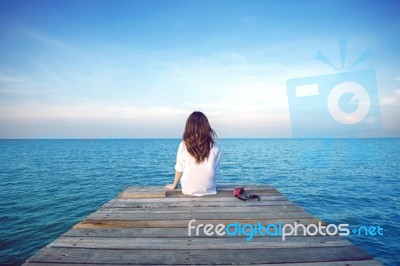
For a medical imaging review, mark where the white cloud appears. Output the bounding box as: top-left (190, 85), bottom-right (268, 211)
top-left (21, 27), bottom-right (77, 56)
top-left (1, 33), bottom-right (398, 138)
top-left (381, 89), bottom-right (400, 105)
top-left (0, 74), bottom-right (26, 83)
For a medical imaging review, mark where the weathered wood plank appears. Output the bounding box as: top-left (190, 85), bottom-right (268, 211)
top-left (63, 227), bottom-right (337, 238)
top-left (216, 184), bottom-right (274, 190)
top-left (169, 184), bottom-right (274, 192)
top-left (165, 189), bottom-right (281, 198)
top-left (49, 236), bottom-right (353, 249)
top-left (23, 260), bottom-right (383, 266)
top-left (120, 187), bottom-right (166, 199)
top-left (106, 194), bottom-right (287, 205)
top-left (119, 185), bottom-right (277, 199)
top-left (98, 205), bottom-right (306, 213)
top-left (73, 218), bottom-right (323, 229)
top-left (85, 210), bottom-right (314, 221)
top-left (102, 196), bottom-right (293, 208)
top-left (117, 193), bottom-right (285, 202)
top-left (26, 247), bottom-right (373, 264)
top-left (102, 201), bottom-right (294, 209)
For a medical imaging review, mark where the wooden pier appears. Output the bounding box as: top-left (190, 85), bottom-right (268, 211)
top-left (24, 185), bottom-right (381, 265)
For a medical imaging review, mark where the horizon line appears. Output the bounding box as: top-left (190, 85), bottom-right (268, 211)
top-left (0, 137), bottom-right (398, 140)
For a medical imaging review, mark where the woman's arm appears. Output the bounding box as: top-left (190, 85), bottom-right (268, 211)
top-left (164, 171), bottom-right (183, 190)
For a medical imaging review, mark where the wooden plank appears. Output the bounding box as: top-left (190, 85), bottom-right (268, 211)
top-left (98, 205), bottom-right (306, 213)
top-left (103, 195), bottom-right (293, 207)
top-left (23, 260), bottom-right (383, 266)
top-left (117, 194), bottom-right (284, 202)
top-left (73, 218), bottom-right (323, 229)
top-left (102, 200), bottom-right (295, 210)
top-left (103, 202), bottom-right (295, 209)
top-left (85, 210), bottom-right (315, 221)
top-left (167, 184), bottom-right (275, 193)
top-left (108, 194), bottom-right (287, 203)
top-left (166, 189), bottom-right (281, 198)
top-left (63, 227), bottom-right (339, 238)
top-left (216, 184), bottom-right (274, 190)
top-left (119, 185), bottom-right (276, 199)
top-left (120, 187), bottom-right (166, 198)
top-left (26, 247), bottom-right (373, 264)
top-left (49, 236), bottom-right (353, 250)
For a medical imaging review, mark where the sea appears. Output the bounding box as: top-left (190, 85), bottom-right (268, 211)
top-left (0, 138), bottom-right (399, 265)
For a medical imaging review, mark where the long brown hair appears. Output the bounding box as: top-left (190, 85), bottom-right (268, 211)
top-left (183, 111), bottom-right (217, 163)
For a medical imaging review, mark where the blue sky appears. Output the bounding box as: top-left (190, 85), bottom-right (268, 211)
top-left (0, 0), bottom-right (399, 138)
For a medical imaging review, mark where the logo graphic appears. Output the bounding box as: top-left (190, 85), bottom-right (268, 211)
top-left (286, 40), bottom-right (381, 137)
top-left (187, 219), bottom-right (383, 241)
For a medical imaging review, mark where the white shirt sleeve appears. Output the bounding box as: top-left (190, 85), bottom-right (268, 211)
top-left (215, 145), bottom-right (221, 175)
top-left (175, 141), bottom-right (185, 172)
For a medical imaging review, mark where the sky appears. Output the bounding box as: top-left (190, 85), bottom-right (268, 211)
top-left (0, 0), bottom-right (399, 138)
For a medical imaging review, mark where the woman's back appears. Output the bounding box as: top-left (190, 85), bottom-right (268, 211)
top-left (175, 141), bottom-right (220, 196)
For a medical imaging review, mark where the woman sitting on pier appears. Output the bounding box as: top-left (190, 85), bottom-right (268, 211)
top-left (165, 111), bottom-right (220, 196)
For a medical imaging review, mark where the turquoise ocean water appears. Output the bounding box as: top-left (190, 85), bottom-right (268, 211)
top-left (0, 139), bottom-right (399, 265)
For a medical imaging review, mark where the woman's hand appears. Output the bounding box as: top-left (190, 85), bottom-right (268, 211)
top-left (165, 171), bottom-right (183, 190)
top-left (164, 183), bottom-right (177, 190)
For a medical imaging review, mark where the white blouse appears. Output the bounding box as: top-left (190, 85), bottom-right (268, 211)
top-left (175, 141), bottom-right (220, 196)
